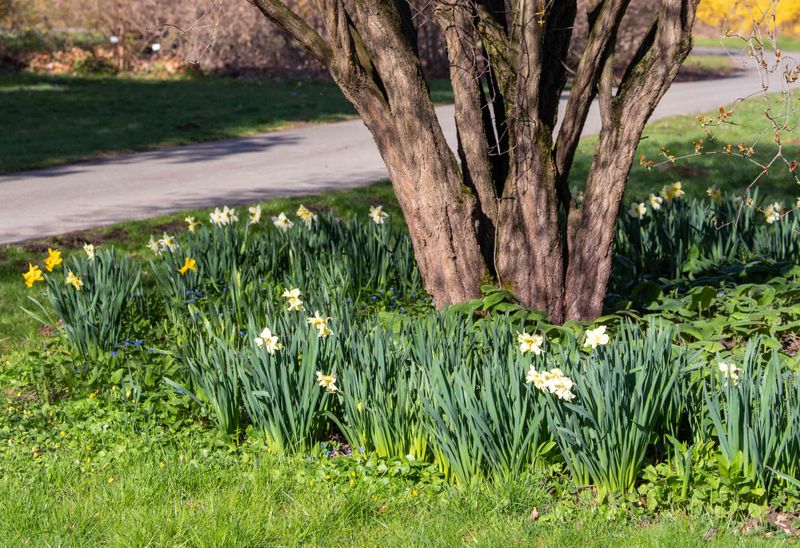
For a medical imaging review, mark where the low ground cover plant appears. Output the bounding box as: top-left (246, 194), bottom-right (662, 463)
top-left (5, 187), bottom-right (800, 540)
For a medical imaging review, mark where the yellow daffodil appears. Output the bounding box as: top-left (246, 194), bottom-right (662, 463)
top-left (178, 257), bottom-right (197, 276)
top-left (307, 311), bottom-right (333, 337)
top-left (706, 185), bottom-right (723, 206)
top-left (255, 327), bottom-right (283, 355)
top-left (517, 332), bottom-right (544, 355)
top-left (369, 205), bottom-right (388, 224)
top-left (671, 182), bottom-right (685, 200)
top-left (296, 205), bottom-right (317, 227)
top-left (248, 205), bottom-right (262, 224)
top-left (65, 270), bottom-right (83, 290)
top-left (272, 212), bottom-right (293, 231)
top-left (717, 362), bottom-right (740, 385)
top-left (660, 185), bottom-right (674, 203)
top-left (282, 288), bottom-right (303, 311)
top-left (23, 263), bottom-right (44, 288)
top-left (627, 202), bottom-right (647, 220)
top-left (316, 371), bottom-right (338, 393)
top-left (44, 248), bottom-right (62, 272)
top-left (648, 194), bottom-right (663, 211)
top-left (185, 216), bottom-right (200, 232)
top-left (584, 325), bottom-right (610, 349)
top-left (83, 243), bottom-right (96, 261)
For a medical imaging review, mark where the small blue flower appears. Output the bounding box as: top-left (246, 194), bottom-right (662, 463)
top-left (346, 298), bottom-right (353, 305)
top-left (111, 351), bottom-right (118, 357)
top-left (369, 296), bottom-right (378, 302)
top-left (133, 340), bottom-right (143, 348)
top-left (359, 446), bottom-right (365, 454)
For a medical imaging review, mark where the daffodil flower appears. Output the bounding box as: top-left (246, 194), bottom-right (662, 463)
top-left (185, 216), bottom-right (200, 232)
top-left (583, 325), bottom-right (610, 349)
top-left (296, 205), bottom-right (317, 227)
top-left (44, 248), bottom-right (62, 272)
top-left (706, 185), bottom-right (723, 206)
top-left (649, 194), bottom-right (663, 211)
top-left (526, 365), bottom-right (575, 401)
top-left (627, 202), bottom-right (647, 220)
top-left (210, 208), bottom-right (226, 226)
top-left (764, 203), bottom-right (782, 224)
top-left (248, 205), bottom-right (262, 224)
top-left (272, 212), bottom-right (293, 231)
top-left (282, 288), bottom-right (303, 311)
top-left (23, 263), bottom-right (44, 288)
top-left (222, 206), bottom-right (238, 223)
top-left (65, 271), bottom-right (84, 290)
top-left (159, 232), bottom-right (177, 251)
top-left (517, 332), bottom-right (544, 355)
top-left (307, 311), bottom-right (333, 337)
top-left (316, 371), bottom-right (338, 393)
top-left (255, 327), bottom-right (283, 355)
top-left (369, 205), bottom-right (388, 224)
top-left (178, 257), bottom-right (197, 276)
top-left (671, 181), bottom-right (684, 200)
top-left (147, 235), bottom-right (161, 255)
top-left (717, 362), bottom-right (740, 385)
top-left (83, 243), bottom-right (96, 261)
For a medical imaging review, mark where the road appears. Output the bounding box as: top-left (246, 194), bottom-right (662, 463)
top-left (0, 52), bottom-right (766, 244)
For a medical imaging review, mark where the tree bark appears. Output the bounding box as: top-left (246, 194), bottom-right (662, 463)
top-left (249, 0), bottom-right (700, 322)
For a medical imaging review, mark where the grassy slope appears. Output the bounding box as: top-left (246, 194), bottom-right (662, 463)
top-left (0, 72), bottom-right (453, 173)
top-left (695, 35), bottom-right (800, 53)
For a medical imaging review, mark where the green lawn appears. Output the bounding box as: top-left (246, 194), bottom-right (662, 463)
top-left (695, 35), bottom-right (800, 53)
top-left (0, 71), bottom-right (453, 173)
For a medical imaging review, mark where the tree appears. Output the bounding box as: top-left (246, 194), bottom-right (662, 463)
top-left (248, 0), bottom-right (699, 322)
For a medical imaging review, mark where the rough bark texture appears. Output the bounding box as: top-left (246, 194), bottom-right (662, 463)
top-left (248, 0), bottom-right (700, 322)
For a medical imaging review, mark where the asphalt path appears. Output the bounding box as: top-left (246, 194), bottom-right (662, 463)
top-left (0, 51), bottom-right (768, 244)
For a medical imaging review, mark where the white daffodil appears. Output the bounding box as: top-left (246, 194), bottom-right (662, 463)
top-left (718, 362), bottom-right (740, 385)
top-left (147, 235), bottom-right (161, 255)
top-left (255, 327), bottom-right (283, 355)
top-left (628, 202), bottom-right (647, 220)
top-left (296, 205), bottom-right (317, 227)
top-left (282, 288), bottom-right (303, 311)
top-left (248, 204), bottom-right (262, 225)
top-left (316, 371), bottom-right (338, 393)
top-left (83, 243), bottom-right (96, 261)
top-left (185, 216), bottom-right (200, 232)
top-left (307, 311), bottom-right (332, 338)
top-left (210, 208), bottom-right (226, 226)
top-left (649, 194), bottom-right (663, 211)
top-left (671, 181), bottom-right (685, 200)
top-left (527, 366), bottom-right (575, 402)
top-left (158, 232), bottom-right (177, 251)
top-left (369, 205), bottom-right (388, 224)
top-left (517, 332), bottom-right (544, 355)
top-left (222, 205), bottom-right (238, 224)
top-left (584, 325), bottom-right (610, 349)
top-left (525, 365), bottom-right (546, 390)
top-left (764, 203), bottom-right (782, 224)
top-left (272, 212), bottom-right (294, 231)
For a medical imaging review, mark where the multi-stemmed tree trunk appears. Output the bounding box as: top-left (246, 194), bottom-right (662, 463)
top-left (250, 0), bottom-right (699, 322)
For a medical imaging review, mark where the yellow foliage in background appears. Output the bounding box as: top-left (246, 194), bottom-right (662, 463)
top-left (697, 0), bottom-right (800, 37)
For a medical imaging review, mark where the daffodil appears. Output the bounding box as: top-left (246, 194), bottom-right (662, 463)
top-left (660, 185), bottom-right (674, 203)
top-left (517, 332), bottom-right (544, 355)
top-left (648, 194), bottom-right (663, 211)
top-left (159, 232), bottom-right (177, 251)
top-left (23, 263), bottom-right (44, 288)
top-left (764, 203), bottom-right (782, 224)
top-left (526, 366), bottom-right (575, 401)
top-left (296, 205), bottom-right (317, 227)
top-left (147, 235), bottom-right (161, 255)
top-left (248, 205), bottom-right (262, 224)
top-left (525, 365), bottom-right (546, 390)
top-left (209, 208), bottom-right (226, 226)
top-left (316, 371), bottom-right (338, 393)
top-left (44, 248), bottom-right (62, 272)
top-left (671, 181), bottom-right (685, 200)
top-left (307, 311), bottom-right (333, 337)
top-left (185, 216), bottom-right (200, 232)
top-left (222, 206), bottom-right (238, 224)
top-left (717, 362), bottom-right (740, 385)
top-left (65, 270), bottom-right (83, 290)
top-left (272, 212), bottom-right (293, 231)
top-left (369, 205), bottom-right (388, 224)
top-left (706, 185), bottom-right (723, 205)
top-left (83, 243), bottom-right (96, 261)
top-left (255, 327), bottom-right (283, 355)
top-left (282, 288), bottom-right (303, 311)
top-left (628, 202), bottom-right (647, 220)
top-left (178, 257), bottom-right (197, 276)
top-left (583, 325), bottom-right (610, 349)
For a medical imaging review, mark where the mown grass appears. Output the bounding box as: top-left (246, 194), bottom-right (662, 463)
top-left (0, 450), bottom-right (760, 546)
top-left (695, 34), bottom-right (800, 53)
top-left (0, 71), bottom-right (453, 173)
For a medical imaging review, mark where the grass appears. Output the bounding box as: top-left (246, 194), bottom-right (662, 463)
top-left (0, 71), bottom-right (454, 173)
top-left (695, 34), bottom-right (800, 53)
top-left (681, 53), bottom-right (738, 72)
